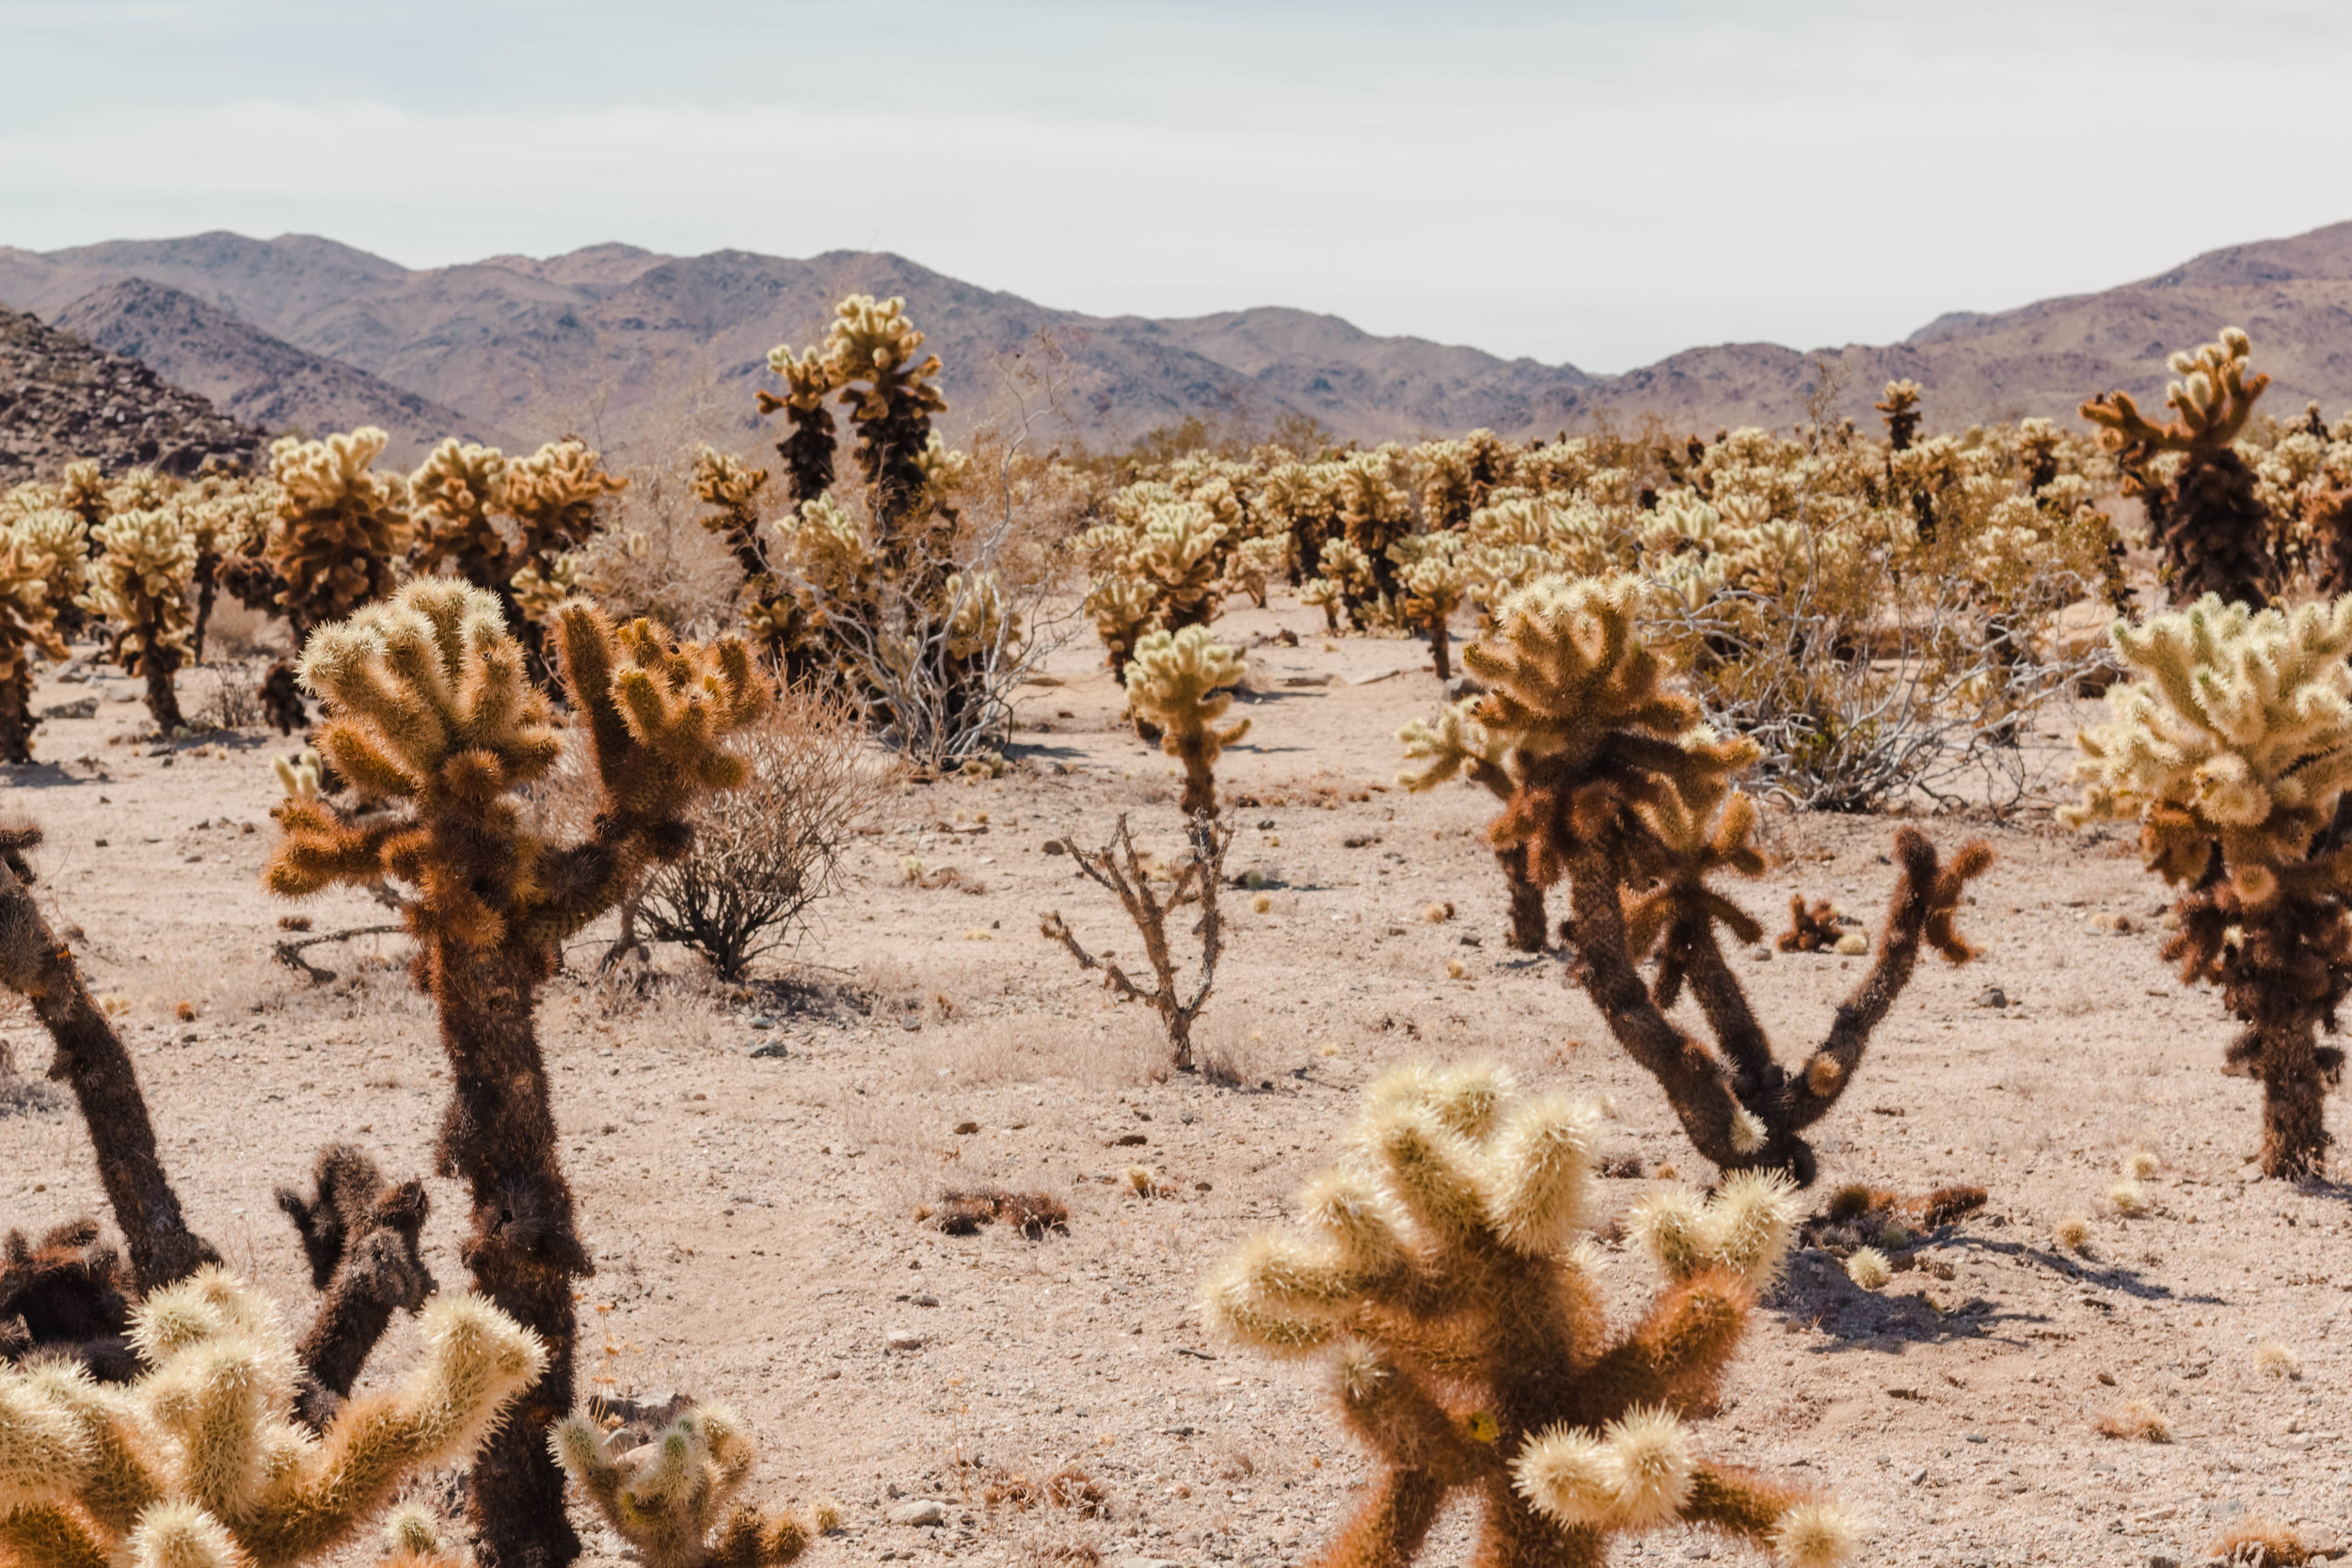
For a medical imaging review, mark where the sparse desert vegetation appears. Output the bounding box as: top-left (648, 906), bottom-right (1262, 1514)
top-left (9, 312), bottom-right (2352, 1568)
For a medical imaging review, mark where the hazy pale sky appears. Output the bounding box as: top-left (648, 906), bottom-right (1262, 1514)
top-left (4, 1), bottom-right (2348, 372)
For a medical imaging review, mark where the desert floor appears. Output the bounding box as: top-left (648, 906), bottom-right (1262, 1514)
top-left (5, 594), bottom-right (2349, 1568)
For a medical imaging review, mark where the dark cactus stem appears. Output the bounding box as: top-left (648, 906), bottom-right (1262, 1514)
top-left (778, 404), bottom-right (837, 508)
top-left (192, 552), bottom-right (220, 665)
top-left (1498, 842), bottom-right (1547, 954)
top-left (0, 827), bottom-right (217, 1293)
top-left (432, 949), bottom-right (589, 1568)
top-left (141, 644), bottom-right (184, 734)
top-left (0, 671), bottom-right (32, 765)
top-left (278, 1144), bottom-right (437, 1430)
top-left (2152, 449), bottom-right (2274, 610)
top-left (1427, 615), bottom-right (1452, 683)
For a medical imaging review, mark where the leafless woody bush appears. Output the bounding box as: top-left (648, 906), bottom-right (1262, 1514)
top-left (637, 687), bottom-right (891, 977)
top-left (1040, 812), bottom-right (1232, 1072)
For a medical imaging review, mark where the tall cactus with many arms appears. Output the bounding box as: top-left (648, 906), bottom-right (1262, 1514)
top-left (266, 578), bottom-right (767, 1566)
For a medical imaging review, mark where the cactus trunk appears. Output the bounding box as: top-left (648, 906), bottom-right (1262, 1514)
top-left (2253, 1016), bottom-right (2331, 1180)
top-left (1426, 613), bottom-right (1451, 682)
top-left (141, 644), bottom-right (183, 732)
top-left (1499, 844), bottom-right (1547, 952)
top-left (0, 832), bottom-right (217, 1292)
top-left (0, 669), bottom-right (32, 764)
top-left (434, 953), bottom-right (588, 1568)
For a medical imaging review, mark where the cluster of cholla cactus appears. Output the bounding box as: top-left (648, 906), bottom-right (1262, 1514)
top-left (2065, 594), bottom-right (2352, 1177)
top-left (79, 504), bottom-right (199, 730)
top-left (266, 578), bottom-right (765, 1562)
top-left (551, 1401), bottom-right (832, 1567)
top-left (0, 1266), bottom-right (541, 1568)
top-left (262, 428), bottom-right (415, 636)
top-left (1092, 407), bottom-right (2124, 807)
top-left (1124, 626), bottom-right (1248, 814)
top-left (1436, 577), bottom-right (1990, 1182)
top-left (1204, 1062), bottom-right (1855, 1568)
top-left (2083, 327), bottom-right (2273, 608)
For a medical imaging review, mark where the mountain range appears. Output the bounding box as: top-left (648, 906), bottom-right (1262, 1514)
top-left (5, 220), bottom-right (2352, 467)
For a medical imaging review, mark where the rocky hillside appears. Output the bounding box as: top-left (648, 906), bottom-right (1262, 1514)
top-left (6, 220), bottom-right (2352, 453)
top-left (0, 303), bottom-right (263, 486)
top-left (53, 277), bottom-right (510, 465)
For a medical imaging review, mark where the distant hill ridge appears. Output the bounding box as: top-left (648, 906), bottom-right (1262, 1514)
top-left (5, 220), bottom-right (2352, 457)
top-left (0, 302), bottom-right (262, 486)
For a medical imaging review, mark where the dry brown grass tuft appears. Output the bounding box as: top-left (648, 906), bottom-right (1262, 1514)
top-left (2212, 1523), bottom-right (2310, 1566)
top-left (2093, 1400), bottom-right (2170, 1442)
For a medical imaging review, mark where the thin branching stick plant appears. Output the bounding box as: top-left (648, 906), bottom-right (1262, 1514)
top-left (1040, 813), bottom-right (1232, 1072)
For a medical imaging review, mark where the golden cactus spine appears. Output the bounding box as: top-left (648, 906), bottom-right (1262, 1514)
top-left (266, 579), bottom-right (767, 1565)
top-left (1203, 1063), bottom-right (1853, 1568)
top-left (0, 1267), bottom-right (542, 1568)
top-left (551, 1402), bottom-right (822, 1568)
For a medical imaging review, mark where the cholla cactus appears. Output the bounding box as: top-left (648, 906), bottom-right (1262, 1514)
top-left (1336, 451), bottom-right (1413, 611)
top-left (267, 579), bottom-right (767, 1563)
top-left (501, 439), bottom-right (628, 571)
top-left (0, 1266), bottom-right (542, 1568)
top-left (691, 448), bottom-right (774, 583)
top-left (407, 438), bottom-right (511, 588)
top-left (822, 294), bottom-right (946, 567)
top-left (1127, 500), bottom-right (1229, 631)
top-left (268, 428), bottom-right (413, 635)
top-left (1875, 380), bottom-right (1923, 451)
top-left (81, 505), bottom-right (198, 731)
top-left (1225, 531), bottom-right (1292, 610)
top-left (55, 459), bottom-right (109, 530)
top-left (1469, 577), bottom-right (1754, 884)
top-left (1086, 575), bottom-right (1158, 678)
top-left (185, 481), bottom-right (273, 663)
top-left (275, 1145), bottom-right (435, 1429)
top-left (2082, 328), bottom-right (2274, 608)
top-left (0, 531), bottom-right (67, 763)
top-left (755, 345), bottom-right (839, 506)
top-left (1204, 1064), bottom-right (1852, 1568)
top-left (2064, 594), bottom-right (2352, 1176)
top-left (1398, 697), bottom-right (1549, 952)
top-left (1461, 577), bottom-right (1991, 1182)
top-left (1125, 626), bottom-right (1248, 815)
top-left (551, 1402), bottom-right (818, 1568)
top-left (1394, 532), bottom-right (1470, 679)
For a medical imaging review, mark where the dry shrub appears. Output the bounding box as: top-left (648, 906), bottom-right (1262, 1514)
top-left (2213, 1524), bottom-right (2311, 1567)
top-left (638, 687), bottom-right (891, 978)
top-left (935, 1188), bottom-right (1069, 1238)
top-left (2093, 1400), bottom-right (2170, 1442)
top-left (575, 447), bottom-right (746, 640)
top-left (192, 657), bottom-right (264, 730)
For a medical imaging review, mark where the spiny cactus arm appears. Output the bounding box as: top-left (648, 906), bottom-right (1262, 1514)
top-left (266, 804), bottom-right (415, 899)
top-left (0, 824), bottom-right (219, 1293)
top-left (1573, 1268), bottom-right (1751, 1417)
top-left (278, 1147), bottom-right (436, 1430)
top-left (1315, 1469), bottom-right (1457, 1568)
top-left (707, 1505), bottom-right (814, 1568)
top-left (1681, 1473), bottom-right (1855, 1567)
top-left (380, 1505), bottom-right (469, 1568)
top-left (0, 1503), bottom-right (108, 1568)
top-left (1773, 829), bottom-right (1991, 1133)
top-left (1563, 843), bottom-right (1754, 1172)
top-left (236, 1291), bottom-right (544, 1563)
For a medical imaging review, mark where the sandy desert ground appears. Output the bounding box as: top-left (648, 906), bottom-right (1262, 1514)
top-left (5, 594), bottom-right (2350, 1568)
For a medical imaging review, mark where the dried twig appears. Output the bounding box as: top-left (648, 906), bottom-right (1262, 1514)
top-left (1040, 812), bottom-right (1232, 1071)
top-left (272, 923), bottom-right (407, 985)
